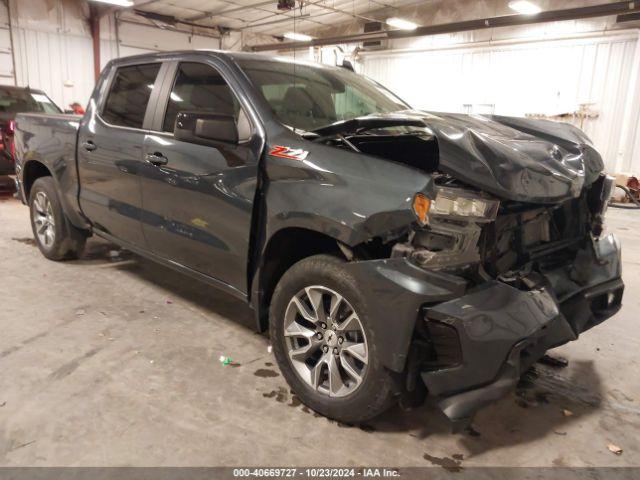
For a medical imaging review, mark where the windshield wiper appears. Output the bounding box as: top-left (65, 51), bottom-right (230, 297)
top-left (310, 115), bottom-right (426, 137)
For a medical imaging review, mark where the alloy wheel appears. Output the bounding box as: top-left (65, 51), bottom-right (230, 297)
top-left (283, 286), bottom-right (368, 398)
top-left (32, 191), bottom-right (56, 248)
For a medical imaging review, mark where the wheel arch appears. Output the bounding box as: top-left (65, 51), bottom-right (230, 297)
top-left (22, 160), bottom-right (52, 201)
top-left (251, 227), bottom-right (346, 332)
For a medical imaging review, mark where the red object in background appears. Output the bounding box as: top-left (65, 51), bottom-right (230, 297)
top-left (70, 103), bottom-right (85, 115)
top-left (626, 176), bottom-right (640, 202)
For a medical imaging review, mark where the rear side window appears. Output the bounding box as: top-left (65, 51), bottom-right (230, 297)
top-left (162, 62), bottom-right (240, 133)
top-left (102, 63), bottom-right (161, 129)
top-left (0, 88), bottom-right (61, 114)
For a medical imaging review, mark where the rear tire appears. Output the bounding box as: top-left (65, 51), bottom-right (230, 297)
top-left (29, 177), bottom-right (87, 260)
top-left (269, 254), bottom-right (396, 423)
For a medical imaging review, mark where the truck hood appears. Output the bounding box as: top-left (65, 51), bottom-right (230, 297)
top-left (315, 111), bottom-right (604, 204)
top-left (419, 111), bottom-right (603, 203)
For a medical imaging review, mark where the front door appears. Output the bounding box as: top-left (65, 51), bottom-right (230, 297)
top-left (139, 60), bottom-right (261, 294)
top-left (78, 62), bottom-right (164, 247)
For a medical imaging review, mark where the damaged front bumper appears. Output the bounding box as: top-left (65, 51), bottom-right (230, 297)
top-left (344, 233), bottom-right (622, 424)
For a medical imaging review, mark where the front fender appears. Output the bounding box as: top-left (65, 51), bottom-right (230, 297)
top-left (263, 139), bottom-right (435, 246)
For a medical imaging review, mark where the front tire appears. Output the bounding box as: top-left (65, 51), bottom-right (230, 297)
top-left (29, 177), bottom-right (87, 260)
top-left (269, 254), bottom-right (396, 423)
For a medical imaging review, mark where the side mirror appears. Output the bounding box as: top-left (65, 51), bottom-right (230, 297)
top-left (174, 111), bottom-right (238, 147)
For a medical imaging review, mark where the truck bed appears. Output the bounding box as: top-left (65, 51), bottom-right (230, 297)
top-left (15, 113), bottom-right (84, 226)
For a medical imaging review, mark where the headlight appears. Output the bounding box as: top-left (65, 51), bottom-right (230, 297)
top-left (430, 187), bottom-right (500, 222)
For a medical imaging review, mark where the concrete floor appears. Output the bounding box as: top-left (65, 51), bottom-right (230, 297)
top-left (0, 183), bottom-right (639, 468)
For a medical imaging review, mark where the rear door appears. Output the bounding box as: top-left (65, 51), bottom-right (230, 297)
top-left (77, 61), bottom-right (167, 247)
top-left (139, 58), bottom-right (263, 295)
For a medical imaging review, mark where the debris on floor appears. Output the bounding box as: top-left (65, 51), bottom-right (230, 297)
top-left (267, 345), bottom-right (273, 353)
top-left (607, 443), bottom-right (623, 455)
top-left (254, 368), bottom-right (279, 378)
top-left (562, 409), bottom-right (574, 417)
top-left (422, 452), bottom-right (464, 472)
top-left (263, 386), bottom-right (288, 403)
top-left (219, 355), bottom-right (234, 366)
top-left (75, 309), bottom-right (85, 316)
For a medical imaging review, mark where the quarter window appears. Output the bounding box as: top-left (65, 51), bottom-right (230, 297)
top-left (163, 62), bottom-right (240, 133)
top-left (102, 63), bottom-right (161, 129)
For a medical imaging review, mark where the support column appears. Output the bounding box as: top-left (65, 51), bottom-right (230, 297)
top-left (89, 5), bottom-right (101, 84)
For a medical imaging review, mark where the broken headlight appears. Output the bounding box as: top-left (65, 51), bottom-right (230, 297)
top-left (399, 187), bottom-right (499, 270)
top-left (430, 187), bottom-right (500, 222)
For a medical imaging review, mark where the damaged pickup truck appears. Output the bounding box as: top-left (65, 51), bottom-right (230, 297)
top-left (14, 51), bottom-right (623, 427)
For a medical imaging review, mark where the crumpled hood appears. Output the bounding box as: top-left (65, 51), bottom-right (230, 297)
top-left (403, 110), bottom-right (604, 203)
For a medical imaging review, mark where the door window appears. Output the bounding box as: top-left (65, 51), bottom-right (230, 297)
top-left (102, 63), bottom-right (161, 129)
top-left (163, 62), bottom-right (240, 133)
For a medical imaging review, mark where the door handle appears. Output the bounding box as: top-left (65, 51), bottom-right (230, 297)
top-left (82, 140), bottom-right (96, 152)
top-left (145, 152), bottom-right (168, 166)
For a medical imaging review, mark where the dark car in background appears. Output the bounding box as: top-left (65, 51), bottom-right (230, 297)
top-left (0, 85), bottom-right (61, 176)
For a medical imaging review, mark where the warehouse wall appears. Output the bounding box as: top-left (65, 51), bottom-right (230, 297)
top-left (0, 0), bottom-right (94, 111)
top-left (0, 0), bottom-right (233, 112)
top-left (98, 15), bottom-right (223, 69)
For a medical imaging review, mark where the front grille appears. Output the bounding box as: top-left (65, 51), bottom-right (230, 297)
top-left (480, 196), bottom-right (589, 276)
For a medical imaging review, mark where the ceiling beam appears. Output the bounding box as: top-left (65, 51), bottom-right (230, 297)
top-left (250, 0), bottom-right (640, 51)
top-left (304, 0), bottom-right (379, 23)
top-left (186, 0), bottom-right (275, 22)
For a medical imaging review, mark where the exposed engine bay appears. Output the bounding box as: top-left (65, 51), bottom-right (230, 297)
top-left (307, 114), bottom-right (612, 287)
top-left (308, 126), bottom-right (439, 174)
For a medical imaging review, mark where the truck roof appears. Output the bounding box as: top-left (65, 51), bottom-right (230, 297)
top-left (107, 49), bottom-right (338, 71)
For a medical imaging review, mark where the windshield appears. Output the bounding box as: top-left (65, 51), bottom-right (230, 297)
top-left (236, 59), bottom-right (409, 132)
top-left (0, 88), bottom-right (62, 114)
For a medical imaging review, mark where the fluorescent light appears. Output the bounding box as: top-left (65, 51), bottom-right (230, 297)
top-left (89, 0), bottom-right (134, 7)
top-left (284, 32), bottom-right (313, 42)
top-left (386, 17), bottom-right (418, 30)
top-left (170, 92), bottom-right (183, 102)
top-left (508, 1), bottom-right (541, 14)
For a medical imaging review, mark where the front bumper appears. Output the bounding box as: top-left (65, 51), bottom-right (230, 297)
top-left (343, 233), bottom-right (622, 424)
top-left (423, 233), bottom-right (622, 423)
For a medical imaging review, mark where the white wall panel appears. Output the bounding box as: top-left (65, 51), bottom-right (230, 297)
top-left (362, 32), bottom-right (640, 173)
top-left (0, 0), bottom-right (224, 111)
top-left (12, 27), bottom-right (94, 110)
top-left (100, 20), bottom-right (221, 68)
top-left (0, 1), bottom-right (15, 86)
top-left (0, 0), bottom-right (94, 111)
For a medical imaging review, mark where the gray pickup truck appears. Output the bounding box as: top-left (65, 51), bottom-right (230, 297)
top-left (14, 50), bottom-right (623, 428)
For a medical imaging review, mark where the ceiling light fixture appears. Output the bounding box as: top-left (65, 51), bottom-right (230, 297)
top-left (88, 0), bottom-right (134, 7)
top-left (508, 1), bottom-right (542, 15)
top-left (386, 17), bottom-right (418, 30)
top-left (283, 32), bottom-right (313, 41)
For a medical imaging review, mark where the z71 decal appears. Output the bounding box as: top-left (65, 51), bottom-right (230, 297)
top-left (269, 145), bottom-right (309, 161)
